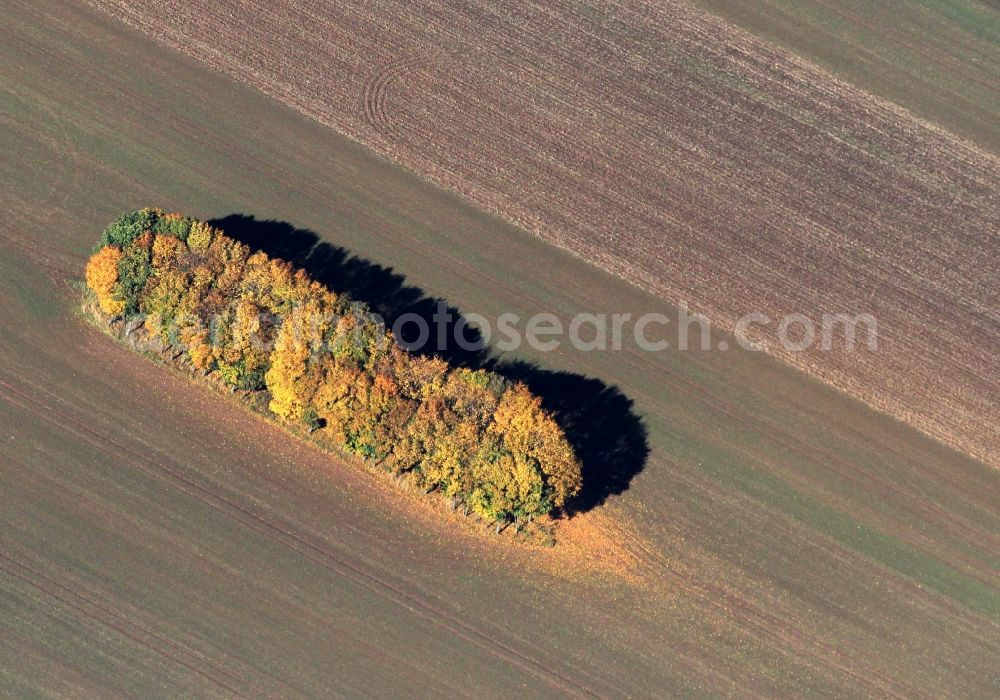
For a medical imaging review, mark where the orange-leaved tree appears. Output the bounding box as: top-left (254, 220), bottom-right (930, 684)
top-left (85, 244), bottom-right (124, 315)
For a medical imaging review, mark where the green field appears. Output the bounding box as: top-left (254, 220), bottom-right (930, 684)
top-left (1, 1), bottom-right (997, 696)
top-left (690, 0), bottom-right (1000, 152)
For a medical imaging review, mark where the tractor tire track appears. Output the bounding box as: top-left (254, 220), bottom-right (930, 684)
top-left (361, 57), bottom-right (425, 139)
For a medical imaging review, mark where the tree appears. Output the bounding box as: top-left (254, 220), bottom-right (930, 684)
top-left (99, 208), bottom-right (159, 249)
top-left (186, 220), bottom-right (214, 251)
top-left (468, 442), bottom-right (547, 521)
top-left (114, 232), bottom-right (153, 315)
top-left (152, 212), bottom-right (193, 241)
top-left (490, 383), bottom-right (581, 509)
top-left (265, 311), bottom-right (314, 421)
top-left (265, 299), bottom-right (333, 422)
top-left (224, 298), bottom-right (270, 389)
top-left (85, 245), bottom-right (124, 316)
top-left (142, 267), bottom-right (190, 340)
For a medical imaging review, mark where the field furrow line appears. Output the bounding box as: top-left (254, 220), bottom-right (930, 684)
top-left (0, 555), bottom-right (250, 698)
top-left (0, 376), bottom-right (609, 698)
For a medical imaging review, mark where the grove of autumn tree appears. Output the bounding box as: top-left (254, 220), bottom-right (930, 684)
top-left (84, 209), bottom-right (582, 523)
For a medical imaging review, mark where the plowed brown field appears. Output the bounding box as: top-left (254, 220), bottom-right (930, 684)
top-left (84, 0), bottom-right (1000, 466)
top-left (689, 0), bottom-right (1000, 153)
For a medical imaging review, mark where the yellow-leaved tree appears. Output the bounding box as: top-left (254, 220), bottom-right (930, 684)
top-left (490, 383), bottom-right (582, 509)
top-left (186, 220), bottom-right (214, 251)
top-left (265, 299), bottom-right (333, 421)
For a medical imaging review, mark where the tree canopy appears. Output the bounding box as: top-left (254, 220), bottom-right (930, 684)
top-left (85, 209), bottom-right (582, 522)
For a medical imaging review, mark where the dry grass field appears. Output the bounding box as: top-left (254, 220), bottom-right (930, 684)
top-left (84, 0), bottom-right (1000, 466)
top-left (2, 0), bottom-right (998, 696)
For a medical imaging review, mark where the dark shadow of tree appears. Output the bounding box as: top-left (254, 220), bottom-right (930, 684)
top-left (210, 214), bottom-right (649, 514)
